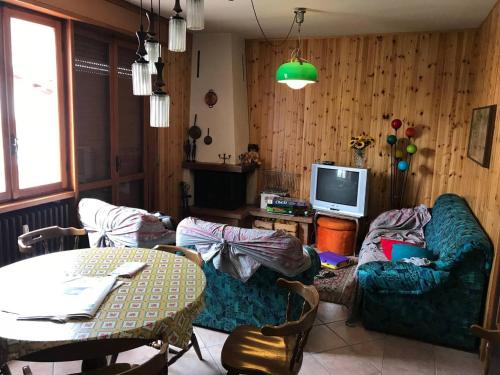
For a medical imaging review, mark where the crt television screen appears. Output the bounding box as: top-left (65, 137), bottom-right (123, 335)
top-left (316, 168), bottom-right (359, 206)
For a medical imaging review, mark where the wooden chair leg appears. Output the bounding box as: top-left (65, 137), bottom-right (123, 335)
top-left (0, 364), bottom-right (12, 375)
top-left (109, 353), bottom-right (119, 365)
top-left (191, 333), bottom-right (203, 361)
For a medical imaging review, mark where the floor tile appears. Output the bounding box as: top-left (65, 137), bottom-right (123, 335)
top-left (116, 345), bottom-right (159, 364)
top-left (313, 346), bottom-right (381, 375)
top-left (327, 321), bottom-right (385, 345)
top-left (299, 353), bottom-right (330, 374)
top-left (194, 327), bottom-right (229, 348)
top-left (350, 339), bottom-right (384, 371)
top-left (434, 345), bottom-right (482, 375)
top-left (6, 361), bottom-right (53, 375)
top-left (168, 348), bottom-right (221, 375)
top-left (205, 344), bottom-right (224, 374)
top-left (317, 302), bottom-right (350, 324)
top-left (382, 335), bottom-right (435, 375)
top-left (53, 360), bottom-right (82, 375)
top-left (304, 324), bottom-right (348, 353)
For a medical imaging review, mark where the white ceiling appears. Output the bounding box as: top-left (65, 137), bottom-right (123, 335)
top-left (126, 0), bottom-right (497, 38)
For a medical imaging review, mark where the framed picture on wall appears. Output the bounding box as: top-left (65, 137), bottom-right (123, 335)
top-left (467, 105), bottom-right (497, 168)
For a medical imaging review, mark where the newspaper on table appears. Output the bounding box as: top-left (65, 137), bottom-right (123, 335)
top-left (9, 276), bottom-right (119, 323)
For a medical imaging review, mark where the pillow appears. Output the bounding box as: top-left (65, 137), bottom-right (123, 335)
top-left (392, 244), bottom-right (434, 263)
top-left (380, 237), bottom-right (414, 260)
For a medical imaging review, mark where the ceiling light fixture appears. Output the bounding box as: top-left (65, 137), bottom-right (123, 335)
top-left (145, 0), bottom-right (160, 74)
top-left (150, 0), bottom-right (170, 127)
top-left (132, 0), bottom-right (152, 95)
top-left (187, 0), bottom-right (204, 30)
top-left (168, 0), bottom-right (187, 52)
top-left (276, 8), bottom-right (318, 89)
top-left (250, 1), bottom-right (317, 90)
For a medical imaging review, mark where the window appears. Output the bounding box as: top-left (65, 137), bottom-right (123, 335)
top-left (0, 7), bottom-right (68, 202)
top-left (74, 24), bottom-right (146, 208)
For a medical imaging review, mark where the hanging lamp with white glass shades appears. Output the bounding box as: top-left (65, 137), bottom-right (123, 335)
top-left (187, 0), bottom-right (204, 30)
top-left (150, 55), bottom-right (170, 127)
top-left (132, 0), bottom-right (152, 95)
top-left (168, 0), bottom-right (186, 52)
top-left (145, 0), bottom-right (160, 74)
top-left (150, 0), bottom-right (170, 128)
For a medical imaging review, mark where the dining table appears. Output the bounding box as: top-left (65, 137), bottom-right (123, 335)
top-left (0, 247), bottom-right (206, 371)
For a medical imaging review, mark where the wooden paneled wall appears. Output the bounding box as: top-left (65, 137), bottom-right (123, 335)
top-left (246, 0), bottom-right (499, 333)
top-left (457, 1), bottom-right (500, 335)
top-left (246, 31), bottom-right (475, 215)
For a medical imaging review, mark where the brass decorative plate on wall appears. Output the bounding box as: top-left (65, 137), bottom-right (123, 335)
top-left (205, 89), bottom-right (218, 108)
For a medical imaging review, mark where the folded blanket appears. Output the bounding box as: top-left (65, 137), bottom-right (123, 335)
top-left (78, 198), bottom-right (176, 248)
top-left (176, 217), bottom-right (310, 282)
top-left (358, 204), bottom-right (431, 267)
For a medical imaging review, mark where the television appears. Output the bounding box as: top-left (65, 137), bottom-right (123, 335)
top-left (310, 163), bottom-right (369, 217)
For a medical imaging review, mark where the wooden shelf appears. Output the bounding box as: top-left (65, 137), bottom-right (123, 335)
top-left (249, 208), bottom-right (313, 224)
top-left (182, 161), bottom-right (258, 174)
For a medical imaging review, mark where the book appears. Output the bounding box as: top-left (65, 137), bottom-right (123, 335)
top-left (318, 252), bottom-right (351, 269)
top-left (12, 276), bottom-right (120, 323)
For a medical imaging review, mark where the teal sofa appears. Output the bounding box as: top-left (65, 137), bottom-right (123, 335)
top-left (357, 194), bottom-right (492, 351)
top-left (192, 246), bottom-right (320, 332)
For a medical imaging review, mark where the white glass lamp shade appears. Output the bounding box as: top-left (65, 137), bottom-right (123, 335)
top-left (284, 80), bottom-right (311, 89)
top-left (187, 0), bottom-right (204, 30)
top-left (168, 17), bottom-right (186, 52)
top-left (150, 93), bottom-right (170, 127)
top-left (145, 40), bottom-right (160, 74)
top-left (132, 61), bottom-right (152, 95)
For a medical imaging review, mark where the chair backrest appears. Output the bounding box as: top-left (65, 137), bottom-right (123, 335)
top-left (153, 244), bottom-right (203, 267)
top-left (18, 226), bottom-right (86, 255)
top-left (260, 278), bottom-right (319, 374)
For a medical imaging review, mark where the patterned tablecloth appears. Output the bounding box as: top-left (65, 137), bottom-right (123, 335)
top-left (0, 247), bottom-right (206, 364)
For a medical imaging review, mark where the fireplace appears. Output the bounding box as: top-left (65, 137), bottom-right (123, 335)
top-left (183, 161), bottom-right (257, 211)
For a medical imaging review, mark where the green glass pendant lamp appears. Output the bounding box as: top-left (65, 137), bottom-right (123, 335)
top-left (276, 8), bottom-right (318, 90)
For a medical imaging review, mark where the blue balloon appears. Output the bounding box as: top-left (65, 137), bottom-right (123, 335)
top-left (398, 160), bottom-right (409, 171)
top-left (387, 134), bottom-right (397, 145)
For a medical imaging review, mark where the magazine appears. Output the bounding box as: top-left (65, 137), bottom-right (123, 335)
top-left (14, 276), bottom-right (120, 323)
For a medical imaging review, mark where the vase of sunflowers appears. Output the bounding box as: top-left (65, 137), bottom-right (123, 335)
top-left (349, 134), bottom-right (375, 168)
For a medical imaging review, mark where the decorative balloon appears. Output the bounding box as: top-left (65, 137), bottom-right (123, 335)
top-left (387, 134), bottom-right (397, 145)
top-left (387, 117), bottom-right (422, 209)
top-left (398, 160), bottom-right (409, 171)
top-left (406, 144), bottom-right (417, 154)
top-left (405, 127), bottom-right (417, 138)
top-left (391, 118), bottom-right (402, 130)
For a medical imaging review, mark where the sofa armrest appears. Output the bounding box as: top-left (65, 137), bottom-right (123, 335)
top-left (357, 261), bottom-right (449, 295)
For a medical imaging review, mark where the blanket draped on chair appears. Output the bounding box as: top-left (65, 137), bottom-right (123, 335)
top-left (176, 217), bottom-right (310, 282)
top-left (357, 204), bottom-right (432, 267)
top-left (78, 198), bottom-right (175, 248)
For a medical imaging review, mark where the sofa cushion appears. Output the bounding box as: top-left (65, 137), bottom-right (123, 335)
top-left (380, 237), bottom-right (414, 260)
top-left (424, 194), bottom-right (492, 271)
top-left (391, 244), bottom-right (434, 262)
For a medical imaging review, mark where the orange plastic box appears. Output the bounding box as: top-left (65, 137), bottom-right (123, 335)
top-left (316, 216), bottom-right (356, 255)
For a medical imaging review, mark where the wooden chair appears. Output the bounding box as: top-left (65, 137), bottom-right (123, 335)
top-left (470, 298), bottom-right (500, 375)
top-left (152, 245), bottom-right (203, 365)
top-left (221, 278), bottom-right (320, 375)
top-left (18, 226), bottom-right (86, 255)
top-left (21, 342), bottom-right (169, 375)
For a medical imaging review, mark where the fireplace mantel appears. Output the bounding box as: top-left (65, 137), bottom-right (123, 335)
top-left (182, 161), bottom-right (258, 174)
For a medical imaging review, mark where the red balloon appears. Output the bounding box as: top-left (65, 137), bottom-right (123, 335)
top-left (391, 119), bottom-right (402, 130)
top-left (405, 127), bottom-right (417, 138)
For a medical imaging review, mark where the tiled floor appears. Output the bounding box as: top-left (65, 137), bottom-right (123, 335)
top-left (6, 302), bottom-right (483, 375)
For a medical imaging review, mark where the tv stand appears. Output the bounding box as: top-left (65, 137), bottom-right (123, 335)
top-left (314, 210), bottom-right (366, 255)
